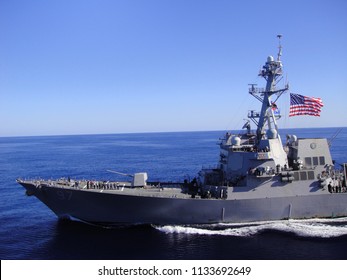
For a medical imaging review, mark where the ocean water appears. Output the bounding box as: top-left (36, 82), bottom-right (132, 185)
top-left (1, 128), bottom-right (347, 260)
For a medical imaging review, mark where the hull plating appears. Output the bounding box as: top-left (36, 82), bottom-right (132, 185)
top-left (20, 182), bottom-right (347, 225)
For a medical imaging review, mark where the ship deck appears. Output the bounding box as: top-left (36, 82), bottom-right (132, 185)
top-left (18, 175), bottom-right (345, 202)
top-left (17, 178), bottom-right (191, 199)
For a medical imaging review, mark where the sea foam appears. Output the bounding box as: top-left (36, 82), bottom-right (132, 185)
top-left (154, 217), bottom-right (347, 238)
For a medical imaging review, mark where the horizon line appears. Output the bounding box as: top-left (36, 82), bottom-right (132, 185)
top-left (1, 126), bottom-right (346, 138)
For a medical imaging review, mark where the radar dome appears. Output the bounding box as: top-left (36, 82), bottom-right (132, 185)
top-left (267, 56), bottom-right (274, 62)
top-left (291, 135), bottom-right (297, 142)
top-left (231, 136), bottom-right (241, 146)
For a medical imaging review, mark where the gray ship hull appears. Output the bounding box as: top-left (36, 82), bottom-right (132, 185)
top-left (19, 181), bottom-right (347, 225)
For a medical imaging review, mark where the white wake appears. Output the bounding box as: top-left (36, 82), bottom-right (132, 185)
top-left (154, 218), bottom-right (347, 238)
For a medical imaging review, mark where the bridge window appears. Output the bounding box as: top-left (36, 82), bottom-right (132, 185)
top-left (313, 157), bottom-right (318, 165)
top-left (305, 156), bottom-right (325, 166)
top-left (300, 171), bottom-right (307, 180)
top-left (319, 156), bottom-right (325, 165)
top-left (293, 171), bottom-right (314, 181)
top-left (305, 157), bottom-right (312, 166)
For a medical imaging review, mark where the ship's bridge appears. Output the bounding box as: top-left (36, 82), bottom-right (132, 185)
top-left (218, 129), bottom-right (289, 186)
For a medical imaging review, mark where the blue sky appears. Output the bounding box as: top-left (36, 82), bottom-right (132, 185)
top-left (1, 0), bottom-right (346, 136)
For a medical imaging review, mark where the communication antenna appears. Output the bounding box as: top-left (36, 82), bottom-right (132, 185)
top-left (328, 127), bottom-right (343, 147)
top-left (277, 34), bottom-right (282, 61)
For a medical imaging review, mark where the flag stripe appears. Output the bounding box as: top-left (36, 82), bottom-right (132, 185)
top-left (289, 93), bottom-right (324, 117)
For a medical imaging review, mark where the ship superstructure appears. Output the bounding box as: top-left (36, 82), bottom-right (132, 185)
top-left (17, 36), bottom-right (347, 225)
top-left (199, 35), bottom-right (333, 189)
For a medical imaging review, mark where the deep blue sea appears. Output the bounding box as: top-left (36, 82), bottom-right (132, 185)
top-left (1, 128), bottom-right (347, 260)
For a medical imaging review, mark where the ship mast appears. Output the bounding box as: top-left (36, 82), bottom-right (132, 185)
top-left (249, 35), bottom-right (288, 143)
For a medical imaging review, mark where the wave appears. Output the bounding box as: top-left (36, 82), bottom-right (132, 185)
top-left (154, 217), bottom-right (347, 238)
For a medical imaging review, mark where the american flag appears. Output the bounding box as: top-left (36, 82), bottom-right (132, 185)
top-left (289, 93), bottom-right (324, 117)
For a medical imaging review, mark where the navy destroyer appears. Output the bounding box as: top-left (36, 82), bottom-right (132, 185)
top-left (17, 36), bottom-right (347, 225)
